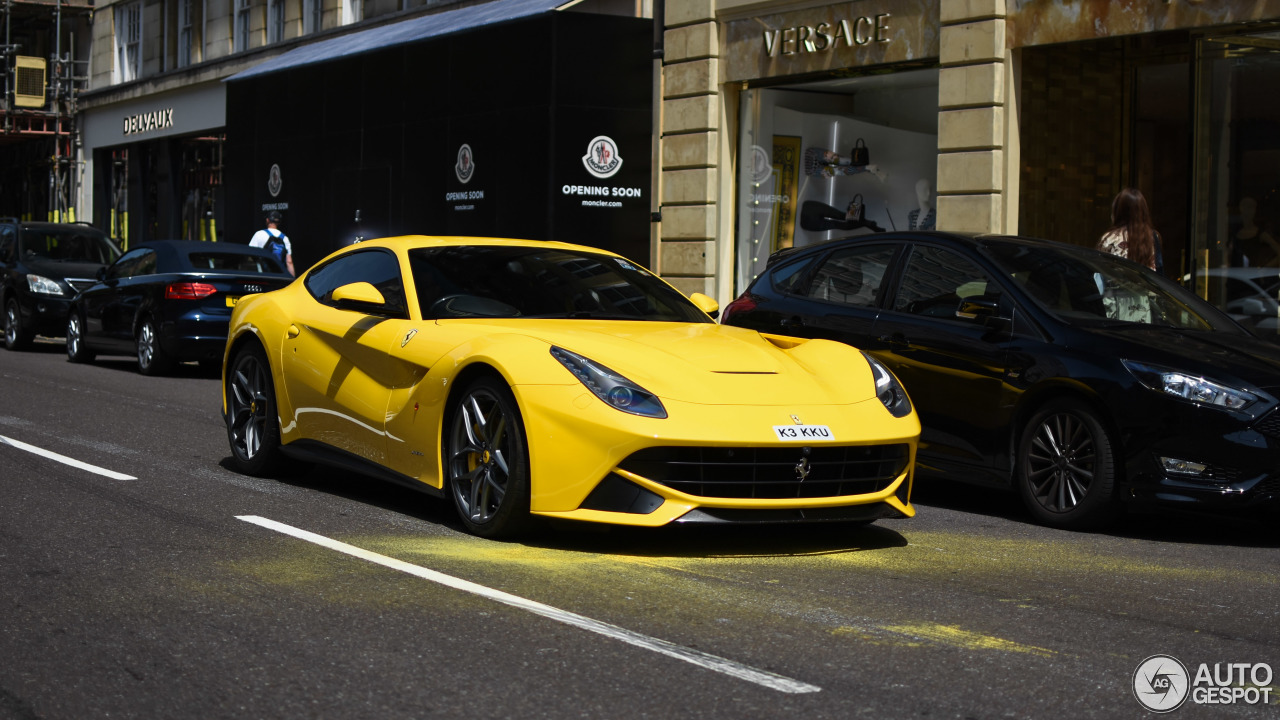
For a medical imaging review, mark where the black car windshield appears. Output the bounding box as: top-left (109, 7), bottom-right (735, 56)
top-left (984, 239), bottom-right (1240, 332)
top-left (19, 227), bottom-right (119, 264)
top-left (408, 245), bottom-right (712, 323)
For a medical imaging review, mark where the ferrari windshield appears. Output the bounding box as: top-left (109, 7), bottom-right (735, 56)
top-left (408, 245), bottom-right (712, 323)
top-left (19, 227), bottom-right (119, 264)
top-left (983, 239), bottom-right (1240, 333)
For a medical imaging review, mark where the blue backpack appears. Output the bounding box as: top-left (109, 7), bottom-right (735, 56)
top-left (264, 229), bottom-right (288, 267)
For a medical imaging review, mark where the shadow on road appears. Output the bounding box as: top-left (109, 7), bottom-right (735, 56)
top-left (909, 473), bottom-right (1278, 548)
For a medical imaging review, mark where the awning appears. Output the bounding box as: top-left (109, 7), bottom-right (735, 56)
top-left (228, 0), bottom-right (569, 82)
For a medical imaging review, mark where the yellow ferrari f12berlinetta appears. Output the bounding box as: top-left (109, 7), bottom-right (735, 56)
top-left (222, 236), bottom-right (919, 537)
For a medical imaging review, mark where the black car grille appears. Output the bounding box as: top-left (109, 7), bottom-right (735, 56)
top-left (617, 444), bottom-right (909, 499)
top-left (65, 277), bottom-right (96, 293)
top-left (1254, 409), bottom-right (1280, 441)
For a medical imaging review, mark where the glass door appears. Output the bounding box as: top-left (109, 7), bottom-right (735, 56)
top-left (1192, 32), bottom-right (1280, 342)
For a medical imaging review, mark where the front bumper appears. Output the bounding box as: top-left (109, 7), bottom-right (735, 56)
top-left (515, 384), bottom-right (920, 527)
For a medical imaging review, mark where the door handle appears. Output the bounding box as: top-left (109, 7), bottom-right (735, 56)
top-left (780, 316), bottom-right (805, 330)
top-left (878, 333), bottom-right (909, 347)
top-left (287, 324), bottom-right (300, 339)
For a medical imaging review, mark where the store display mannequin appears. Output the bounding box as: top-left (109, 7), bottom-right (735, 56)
top-left (908, 179), bottom-right (935, 231)
top-left (1235, 196), bottom-right (1280, 267)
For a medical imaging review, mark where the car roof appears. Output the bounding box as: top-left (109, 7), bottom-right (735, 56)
top-left (17, 221), bottom-right (108, 234)
top-left (136, 239), bottom-right (275, 255)
top-left (766, 230), bottom-right (1100, 266)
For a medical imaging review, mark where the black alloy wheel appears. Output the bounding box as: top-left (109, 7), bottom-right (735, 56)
top-left (225, 344), bottom-right (284, 476)
top-left (1016, 398), bottom-right (1119, 530)
top-left (66, 311), bottom-right (95, 363)
top-left (4, 298), bottom-right (33, 351)
top-left (446, 376), bottom-right (532, 538)
top-left (136, 315), bottom-right (173, 376)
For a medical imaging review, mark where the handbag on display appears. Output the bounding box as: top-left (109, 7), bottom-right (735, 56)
top-left (846, 194), bottom-right (865, 222)
top-left (850, 138), bottom-right (869, 167)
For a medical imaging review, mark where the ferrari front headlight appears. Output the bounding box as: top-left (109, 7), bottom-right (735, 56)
top-left (1122, 359), bottom-right (1257, 411)
top-left (863, 352), bottom-right (912, 418)
top-left (550, 346), bottom-right (667, 419)
top-left (27, 274), bottom-right (65, 296)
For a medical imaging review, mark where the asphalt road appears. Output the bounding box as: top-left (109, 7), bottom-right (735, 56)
top-left (2, 340), bottom-right (1278, 719)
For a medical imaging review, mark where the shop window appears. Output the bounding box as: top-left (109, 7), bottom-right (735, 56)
top-left (734, 68), bottom-right (940, 295)
top-left (114, 1), bottom-right (141, 83)
top-left (1193, 31), bottom-right (1280, 343)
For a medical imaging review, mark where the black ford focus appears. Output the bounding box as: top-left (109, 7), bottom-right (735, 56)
top-left (721, 231), bottom-right (1280, 529)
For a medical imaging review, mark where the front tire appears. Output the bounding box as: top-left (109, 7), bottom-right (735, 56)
top-left (4, 298), bottom-right (34, 351)
top-left (226, 343), bottom-right (285, 476)
top-left (136, 315), bottom-right (173, 376)
top-left (1016, 398), bottom-right (1120, 530)
top-left (66, 311), bottom-right (96, 363)
top-left (446, 376), bottom-right (532, 538)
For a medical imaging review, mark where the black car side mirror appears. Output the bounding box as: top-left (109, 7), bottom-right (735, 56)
top-left (957, 297), bottom-right (1011, 329)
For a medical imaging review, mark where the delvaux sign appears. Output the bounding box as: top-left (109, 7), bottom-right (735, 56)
top-left (722, 0), bottom-right (939, 83)
top-left (123, 108), bottom-right (175, 136)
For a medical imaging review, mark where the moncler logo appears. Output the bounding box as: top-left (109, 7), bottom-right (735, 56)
top-left (582, 136), bottom-right (623, 179)
top-left (455, 144), bottom-right (475, 184)
top-left (268, 164), bottom-right (282, 197)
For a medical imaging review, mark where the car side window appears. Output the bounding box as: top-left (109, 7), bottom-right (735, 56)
top-left (768, 256), bottom-right (818, 295)
top-left (893, 245), bottom-right (1001, 319)
top-left (106, 248), bottom-right (151, 280)
top-left (0, 227), bottom-right (15, 263)
top-left (304, 249), bottom-right (407, 317)
top-left (803, 244), bottom-right (896, 308)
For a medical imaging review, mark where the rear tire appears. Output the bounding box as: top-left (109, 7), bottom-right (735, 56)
top-left (1016, 398), bottom-right (1120, 530)
top-left (66, 311), bottom-right (96, 363)
top-left (225, 343), bottom-right (285, 476)
top-left (4, 298), bottom-right (34, 351)
top-left (445, 376), bottom-right (533, 538)
top-left (136, 315), bottom-right (173, 376)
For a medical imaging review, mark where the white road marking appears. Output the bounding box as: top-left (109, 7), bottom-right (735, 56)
top-left (0, 433), bottom-right (136, 480)
top-left (237, 515), bottom-right (821, 695)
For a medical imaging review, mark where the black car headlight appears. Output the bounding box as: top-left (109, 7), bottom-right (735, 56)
top-left (550, 346), bottom-right (667, 419)
top-left (27, 274), bottom-right (65, 296)
top-left (864, 352), bottom-right (912, 418)
top-left (1122, 360), bottom-right (1258, 411)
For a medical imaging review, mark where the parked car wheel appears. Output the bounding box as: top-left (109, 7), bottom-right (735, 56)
top-left (1016, 398), bottom-right (1120, 530)
top-left (446, 376), bottom-right (532, 538)
top-left (225, 343), bottom-right (285, 476)
top-left (66, 312), bottom-right (96, 363)
top-left (136, 315), bottom-right (173, 375)
top-left (4, 298), bottom-right (34, 351)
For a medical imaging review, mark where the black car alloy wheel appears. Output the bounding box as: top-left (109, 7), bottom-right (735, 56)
top-left (226, 345), bottom-right (283, 476)
top-left (446, 376), bottom-right (531, 538)
top-left (136, 316), bottom-right (171, 375)
top-left (5, 298), bottom-right (33, 350)
top-left (66, 312), bottom-right (95, 363)
top-left (1017, 398), bottom-right (1118, 529)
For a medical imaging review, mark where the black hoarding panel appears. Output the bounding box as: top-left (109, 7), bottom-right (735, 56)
top-left (226, 11), bottom-right (652, 267)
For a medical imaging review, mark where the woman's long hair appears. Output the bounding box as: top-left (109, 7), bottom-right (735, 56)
top-left (1108, 188), bottom-right (1156, 269)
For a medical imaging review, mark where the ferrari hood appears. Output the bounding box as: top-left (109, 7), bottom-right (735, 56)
top-left (515, 320), bottom-right (875, 406)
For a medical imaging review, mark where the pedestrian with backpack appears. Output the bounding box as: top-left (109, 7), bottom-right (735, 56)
top-left (249, 210), bottom-right (295, 276)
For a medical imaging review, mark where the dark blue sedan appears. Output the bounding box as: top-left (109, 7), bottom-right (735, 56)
top-left (67, 240), bottom-right (293, 374)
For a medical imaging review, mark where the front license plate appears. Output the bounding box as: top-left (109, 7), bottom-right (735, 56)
top-left (225, 296), bottom-right (241, 307)
top-left (773, 425), bottom-right (835, 441)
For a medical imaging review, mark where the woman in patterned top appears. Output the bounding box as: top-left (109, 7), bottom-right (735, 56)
top-left (1098, 188), bottom-right (1162, 273)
